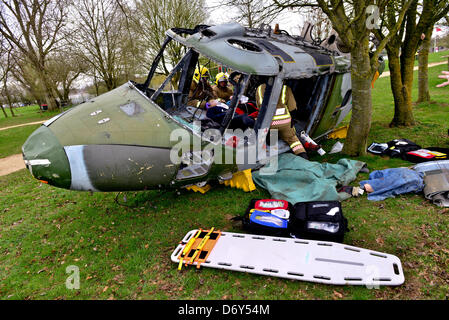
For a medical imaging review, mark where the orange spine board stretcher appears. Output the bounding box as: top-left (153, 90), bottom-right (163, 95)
top-left (177, 228), bottom-right (221, 269)
top-left (177, 228), bottom-right (202, 270)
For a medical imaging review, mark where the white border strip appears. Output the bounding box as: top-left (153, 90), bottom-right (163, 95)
top-left (64, 145), bottom-right (99, 192)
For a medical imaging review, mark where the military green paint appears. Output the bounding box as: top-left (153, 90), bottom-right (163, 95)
top-left (48, 83), bottom-right (182, 149)
top-left (21, 23), bottom-right (356, 193)
top-left (311, 74), bottom-right (344, 138)
top-left (81, 145), bottom-right (178, 191)
top-left (168, 23), bottom-right (352, 78)
top-left (22, 125), bottom-right (71, 189)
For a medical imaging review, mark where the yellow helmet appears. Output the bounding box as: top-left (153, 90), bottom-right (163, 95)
top-left (193, 65), bottom-right (210, 83)
top-left (215, 72), bottom-right (228, 85)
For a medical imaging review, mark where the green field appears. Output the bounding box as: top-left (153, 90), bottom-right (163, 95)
top-left (382, 50), bottom-right (449, 72)
top-left (0, 105), bottom-right (70, 158)
top-left (0, 65), bottom-right (448, 300)
top-left (0, 105), bottom-right (62, 129)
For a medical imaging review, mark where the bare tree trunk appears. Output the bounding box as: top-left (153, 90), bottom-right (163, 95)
top-left (387, 47), bottom-right (416, 127)
top-left (93, 72), bottom-right (100, 96)
top-left (417, 29), bottom-right (433, 103)
top-left (9, 105), bottom-right (16, 117)
top-left (36, 66), bottom-right (58, 111)
top-left (343, 44), bottom-right (373, 156)
top-left (1, 105), bottom-right (8, 118)
top-left (2, 77), bottom-right (16, 117)
top-left (4, 91), bottom-right (16, 117)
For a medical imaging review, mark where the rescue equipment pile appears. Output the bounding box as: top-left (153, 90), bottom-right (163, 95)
top-left (233, 199), bottom-right (348, 243)
top-left (366, 138), bottom-right (449, 207)
top-left (173, 133), bottom-right (448, 286)
top-left (368, 138), bottom-right (449, 163)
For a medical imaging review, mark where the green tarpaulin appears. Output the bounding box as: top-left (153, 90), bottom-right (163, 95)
top-left (252, 153), bottom-right (366, 204)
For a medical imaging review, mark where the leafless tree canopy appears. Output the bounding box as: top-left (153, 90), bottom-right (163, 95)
top-left (218, 0), bottom-right (284, 28)
top-left (0, 0), bottom-right (70, 110)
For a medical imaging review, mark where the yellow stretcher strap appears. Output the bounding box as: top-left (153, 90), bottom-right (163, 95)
top-left (187, 227), bottom-right (215, 267)
top-left (178, 229), bottom-right (202, 270)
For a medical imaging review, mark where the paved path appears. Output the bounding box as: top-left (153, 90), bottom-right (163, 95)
top-left (379, 61), bottom-right (447, 78)
top-left (0, 120), bottom-right (47, 131)
top-left (0, 154), bottom-right (25, 177)
top-left (0, 120), bottom-right (46, 131)
top-left (0, 120), bottom-right (46, 176)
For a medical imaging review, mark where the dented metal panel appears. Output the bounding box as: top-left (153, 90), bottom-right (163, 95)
top-left (48, 82), bottom-right (182, 148)
top-left (65, 145), bottom-right (178, 191)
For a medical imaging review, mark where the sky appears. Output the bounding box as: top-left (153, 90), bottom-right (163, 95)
top-left (204, 1), bottom-right (449, 39)
top-left (205, 0), bottom-right (305, 36)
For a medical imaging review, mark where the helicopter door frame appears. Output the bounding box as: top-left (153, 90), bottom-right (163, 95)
top-left (254, 76), bottom-right (283, 134)
top-left (235, 76), bottom-right (287, 168)
top-left (150, 49), bottom-right (197, 104)
top-left (304, 74), bottom-right (333, 135)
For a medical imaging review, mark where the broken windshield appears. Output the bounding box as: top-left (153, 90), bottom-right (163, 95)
top-left (138, 37), bottom-right (257, 134)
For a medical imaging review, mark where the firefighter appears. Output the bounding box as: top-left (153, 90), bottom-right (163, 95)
top-left (188, 65), bottom-right (218, 109)
top-left (256, 83), bottom-right (308, 159)
top-left (212, 72), bottom-right (233, 102)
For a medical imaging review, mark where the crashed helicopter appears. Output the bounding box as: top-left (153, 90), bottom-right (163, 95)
top-left (22, 22), bottom-right (371, 192)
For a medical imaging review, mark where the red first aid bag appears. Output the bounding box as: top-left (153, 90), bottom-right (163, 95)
top-left (254, 199), bottom-right (289, 211)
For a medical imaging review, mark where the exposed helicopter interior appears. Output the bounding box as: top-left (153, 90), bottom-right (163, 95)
top-left (133, 37), bottom-right (335, 151)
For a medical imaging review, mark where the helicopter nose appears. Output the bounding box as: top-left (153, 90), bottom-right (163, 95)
top-left (22, 125), bottom-right (71, 189)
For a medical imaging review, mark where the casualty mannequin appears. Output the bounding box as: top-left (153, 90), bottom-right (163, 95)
top-left (188, 65), bottom-right (218, 109)
top-left (256, 83), bottom-right (308, 159)
top-left (212, 72), bottom-right (233, 102)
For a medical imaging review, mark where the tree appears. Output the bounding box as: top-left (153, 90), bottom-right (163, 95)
top-left (0, 0), bottom-right (70, 111)
top-left (218, 0), bottom-right (284, 28)
top-left (417, 28), bottom-right (432, 103)
top-left (72, 0), bottom-right (140, 91)
top-left (273, 0), bottom-right (412, 156)
top-left (375, 0), bottom-right (449, 126)
top-left (130, 0), bottom-right (208, 74)
top-left (0, 38), bottom-right (10, 118)
top-left (9, 52), bottom-right (47, 107)
top-left (46, 50), bottom-right (89, 105)
top-left (0, 39), bottom-right (17, 117)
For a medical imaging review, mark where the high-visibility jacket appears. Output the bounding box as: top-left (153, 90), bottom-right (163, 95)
top-left (255, 84), bottom-right (297, 126)
top-left (256, 83), bottom-right (305, 155)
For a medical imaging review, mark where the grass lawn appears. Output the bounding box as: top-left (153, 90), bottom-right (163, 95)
top-left (0, 105), bottom-right (62, 129)
top-left (382, 50), bottom-right (449, 72)
top-left (0, 66), bottom-right (448, 300)
top-left (0, 125), bottom-right (42, 158)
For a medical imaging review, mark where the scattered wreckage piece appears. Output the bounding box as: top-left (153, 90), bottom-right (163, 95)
top-left (413, 161), bottom-right (449, 208)
top-left (171, 229), bottom-right (405, 286)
